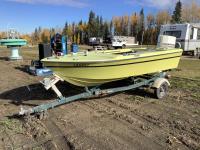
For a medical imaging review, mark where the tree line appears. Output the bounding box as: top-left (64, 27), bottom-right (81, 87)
top-left (1, 0), bottom-right (200, 45)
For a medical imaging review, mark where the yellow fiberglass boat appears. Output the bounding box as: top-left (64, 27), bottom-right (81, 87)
top-left (41, 48), bottom-right (183, 87)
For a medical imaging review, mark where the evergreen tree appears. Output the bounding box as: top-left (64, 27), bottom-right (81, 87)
top-left (83, 21), bottom-right (89, 44)
top-left (138, 8), bottom-right (145, 44)
top-left (33, 28), bottom-right (39, 44)
top-left (78, 20), bottom-right (83, 44)
top-left (50, 28), bottom-right (55, 36)
top-left (99, 16), bottom-right (104, 37)
top-left (96, 15), bottom-right (100, 37)
top-left (109, 21), bottom-right (114, 36)
top-left (171, 0), bottom-right (182, 23)
top-left (62, 22), bottom-right (68, 36)
top-left (103, 22), bottom-right (110, 40)
top-left (38, 26), bottom-right (42, 34)
top-left (88, 10), bottom-right (96, 37)
top-left (72, 22), bottom-right (76, 43)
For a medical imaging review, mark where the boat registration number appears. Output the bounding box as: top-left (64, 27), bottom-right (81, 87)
top-left (74, 63), bottom-right (89, 67)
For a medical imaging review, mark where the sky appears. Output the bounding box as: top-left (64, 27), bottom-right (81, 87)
top-left (0, 0), bottom-right (198, 33)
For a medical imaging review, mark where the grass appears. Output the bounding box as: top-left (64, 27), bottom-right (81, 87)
top-left (0, 118), bottom-right (23, 134)
top-left (193, 109), bottom-right (200, 114)
top-left (126, 95), bottom-right (146, 102)
top-left (32, 147), bottom-right (44, 150)
top-left (171, 59), bottom-right (200, 80)
top-left (170, 58), bottom-right (200, 100)
top-left (171, 77), bottom-right (200, 89)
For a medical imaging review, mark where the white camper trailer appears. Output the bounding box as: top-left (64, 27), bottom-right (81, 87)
top-left (159, 23), bottom-right (200, 55)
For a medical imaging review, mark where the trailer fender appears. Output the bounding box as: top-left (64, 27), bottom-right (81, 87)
top-left (152, 78), bottom-right (170, 89)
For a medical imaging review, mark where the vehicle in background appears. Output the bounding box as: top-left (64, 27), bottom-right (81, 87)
top-left (88, 36), bottom-right (112, 50)
top-left (159, 23), bottom-right (200, 56)
top-left (112, 36), bottom-right (138, 49)
top-left (89, 37), bottom-right (103, 46)
top-left (89, 36), bottom-right (138, 50)
top-left (94, 45), bottom-right (106, 50)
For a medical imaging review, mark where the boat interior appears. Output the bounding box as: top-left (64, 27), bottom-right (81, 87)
top-left (44, 47), bottom-right (181, 63)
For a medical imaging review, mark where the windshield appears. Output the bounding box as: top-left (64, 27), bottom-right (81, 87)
top-left (163, 30), bottom-right (182, 38)
top-left (112, 39), bottom-right (122, 42)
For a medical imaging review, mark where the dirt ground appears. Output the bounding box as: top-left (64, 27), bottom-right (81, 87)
top-left (0, 47), bottom-right (200, 150)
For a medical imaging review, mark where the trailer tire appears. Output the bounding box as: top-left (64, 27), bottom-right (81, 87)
top-left (175, 42), bottom-right (181, 48)
top-left (122, 44), bottom-right (126, 49)
top-left (154, 81), bottom-right (168, 99)
top-left (194, 50), bottom-right (197, 56)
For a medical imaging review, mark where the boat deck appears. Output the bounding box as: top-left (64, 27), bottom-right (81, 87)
top-left (44, 48), bottom-right (182, 63)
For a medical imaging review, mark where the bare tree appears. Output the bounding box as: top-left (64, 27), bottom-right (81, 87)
top-left (182, 1), bottom-right (200, 23)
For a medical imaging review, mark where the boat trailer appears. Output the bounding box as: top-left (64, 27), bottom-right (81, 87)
top-left (19, 72), bottom-right (170, 116)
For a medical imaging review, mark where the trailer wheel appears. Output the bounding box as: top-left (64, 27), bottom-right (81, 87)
top-left (154, 81), bottom-right (168, 99)
top-left (194, 50), bottom-right (197, 56)
top-left (122, 44), bottom-right (126, 49)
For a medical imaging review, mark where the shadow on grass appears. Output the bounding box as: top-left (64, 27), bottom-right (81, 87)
top-left (0, 83), bottom-right (53, 103)
top-left (0, 56), bottom-right (8, 61)
top-left (15, 66), bottom-right (30, 74)
top-left (0, 79), bottom-right (156, 108)
top-left (0, 81), bottom-right (82, 105)
top-left (126, 89), bottom-right (156, 99)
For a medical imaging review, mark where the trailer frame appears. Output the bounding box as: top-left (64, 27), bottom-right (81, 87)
top-left (19, 72), bottom-right (169, 115)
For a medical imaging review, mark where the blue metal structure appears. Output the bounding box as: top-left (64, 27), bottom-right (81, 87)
top-left (71, 44), bottom-right (79, 53)
top-left (62, 36), bottom-right (67, 55)
top-left (50, 33), bottom-right (68, 55)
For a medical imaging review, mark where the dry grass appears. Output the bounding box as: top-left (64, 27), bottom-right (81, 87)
top-left (171, 59), bottom-right (200, 80)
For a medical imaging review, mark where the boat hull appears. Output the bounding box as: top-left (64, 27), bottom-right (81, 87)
top-left (42, 49), bottom-right (182, 87)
